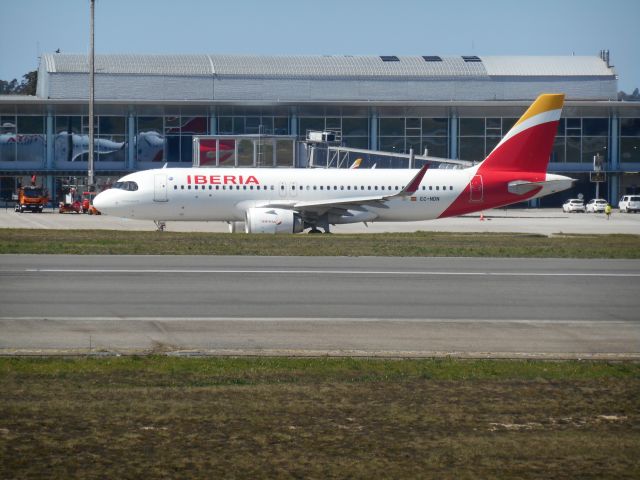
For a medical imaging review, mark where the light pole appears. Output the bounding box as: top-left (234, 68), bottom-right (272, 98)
top-left (88, 0), bottom-right (95, 190)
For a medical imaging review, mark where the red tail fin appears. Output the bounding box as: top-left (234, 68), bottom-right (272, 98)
top-left (481, 94), bottom-right (564, 174)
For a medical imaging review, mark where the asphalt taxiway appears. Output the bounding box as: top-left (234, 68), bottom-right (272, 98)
top-left (1, 255), bottom-right (638, 358)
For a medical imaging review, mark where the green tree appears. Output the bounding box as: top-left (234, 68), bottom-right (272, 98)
top-left (618, 88), bottom-right (640, 101)
top-left (0, 70), bottom-right (38, 95)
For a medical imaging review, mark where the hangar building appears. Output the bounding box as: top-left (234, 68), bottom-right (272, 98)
top-left (1, 52), bottom-right (639, 205)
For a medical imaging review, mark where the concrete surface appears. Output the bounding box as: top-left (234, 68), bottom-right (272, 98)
top-left (1, 207), bottom-right (639, 235)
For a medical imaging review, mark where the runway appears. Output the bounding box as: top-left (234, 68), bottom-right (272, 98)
top-left (1, 255), bottom-right (638, 358)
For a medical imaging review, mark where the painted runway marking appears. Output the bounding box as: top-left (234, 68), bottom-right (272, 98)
top-left (22, 268), bottom-right (640, 278)
top-left (0, 316), bottom-right (637, 325)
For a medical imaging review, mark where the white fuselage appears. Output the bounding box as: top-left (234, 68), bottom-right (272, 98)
top-left (93, 167), bottom-right (572, 224)
top-left (95, 167), bottom-right (470, 222)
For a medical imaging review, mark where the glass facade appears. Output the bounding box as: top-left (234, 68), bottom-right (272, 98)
top-left (0, 115), bottom-right (45, 163)
top-left (54, 115), bottom-right (127, 164)
top-left (299, 116), bottom-right (369, 149)
top-left (0, 110), bottom-right (638, 172)
top-left (379, 117), bottom-right (448, 157)
top-left (551, 118), bottom-right (609, 164)
top-left (620, 118), bottom-right (640, 163)
top-left (458, 117), bottom-right (517, 162)
top-left (136, 116), bottom-right (209, 164)
top-left (218, 115), bottom-right (289, 136)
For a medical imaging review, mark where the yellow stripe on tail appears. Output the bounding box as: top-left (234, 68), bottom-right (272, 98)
top-left (514, 94), bottom-right (565, 127)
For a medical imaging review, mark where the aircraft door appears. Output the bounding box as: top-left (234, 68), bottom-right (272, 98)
top-left (154, 174), bottom-right (168, 202)
top-left (469, 175), bottom-right (483, 202)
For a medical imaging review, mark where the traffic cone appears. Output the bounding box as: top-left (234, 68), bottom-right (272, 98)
top-left (479, 212), bottom-right (485, 221)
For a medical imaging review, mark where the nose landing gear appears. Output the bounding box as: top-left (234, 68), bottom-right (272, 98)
top-left (154, 220), bottom-right (166, 232)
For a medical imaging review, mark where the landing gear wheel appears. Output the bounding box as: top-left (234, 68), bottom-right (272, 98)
top-left (308, 228), bottom-right (322, 234)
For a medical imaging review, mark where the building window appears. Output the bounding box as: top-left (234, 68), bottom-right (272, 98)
top-left (620, 118), bottom-right (640, 163)
top-left (1, 115), bottom-right (45, 163)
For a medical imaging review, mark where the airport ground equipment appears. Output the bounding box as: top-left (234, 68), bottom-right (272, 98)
top-left (14, 182), bottom-right (48, 213)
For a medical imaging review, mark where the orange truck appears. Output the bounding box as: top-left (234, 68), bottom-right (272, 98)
top-left (14, 185), bottom-right (48, 213)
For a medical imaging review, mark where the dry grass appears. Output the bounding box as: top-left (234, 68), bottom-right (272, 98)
top-left (1, 357), bottom-right (639, 479)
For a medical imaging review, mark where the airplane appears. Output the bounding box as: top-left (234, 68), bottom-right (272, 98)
top-left (93, 94), bottom-right (574, 234)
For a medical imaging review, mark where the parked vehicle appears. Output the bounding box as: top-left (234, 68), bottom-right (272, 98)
top-left (14, 184), bottom-right (48, 213)
top-left (585, 198), bottom-right (607, 213)
top-left (618, 195), bottom-right (640, 213)
top-left (562, 199), bottom-right (585, 213)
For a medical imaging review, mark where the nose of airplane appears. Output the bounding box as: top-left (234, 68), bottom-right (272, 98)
top-left (93, 189), bottom-right (114, 214)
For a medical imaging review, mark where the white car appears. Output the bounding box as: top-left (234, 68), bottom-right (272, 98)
top-left (585, 198), bottom-right (608, 213)
top-left (562, 199), bottom-right (585, 213)
top-left (619, 195), bottom-right (640, 213)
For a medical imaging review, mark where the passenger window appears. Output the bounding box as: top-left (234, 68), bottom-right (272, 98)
top-left (449, 186), bottom-right (453, 190)
top-left (347, 186), bottom-right (351, 190)
top-left (188, 186), bottom-right (192, 190)
top-left (174, 186), bottom-right (177, 190)
top-left (436, 186), bottom-right (439, 190)
top-left (429, 186), bottom-right (432, 190)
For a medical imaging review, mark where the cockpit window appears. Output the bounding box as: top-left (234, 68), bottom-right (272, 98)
top-left (112, 181), bottom-right (138, 191)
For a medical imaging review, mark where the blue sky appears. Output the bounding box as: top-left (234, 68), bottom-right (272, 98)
top-left (1, 0), bottom-right (638, 91)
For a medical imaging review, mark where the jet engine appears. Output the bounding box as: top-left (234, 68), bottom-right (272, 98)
top-left (244, 208), bottom-right (304, 234)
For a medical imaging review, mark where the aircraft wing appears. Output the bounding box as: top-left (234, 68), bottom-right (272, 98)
top-left (255, 164), bottom-right (429, 216)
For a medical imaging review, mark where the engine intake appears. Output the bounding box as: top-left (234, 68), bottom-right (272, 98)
top-left (244, 208), bottom-right (304, 234)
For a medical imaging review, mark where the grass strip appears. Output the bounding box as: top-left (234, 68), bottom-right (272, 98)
top-left (1, 358), bottom-right (639, 479)
top-left (1, 228), bottom-right (639, 257)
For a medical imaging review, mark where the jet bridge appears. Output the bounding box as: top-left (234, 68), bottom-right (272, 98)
top-left (193, 135), bottom-right (298, 168)
top-left (303, 131), bottom-right (472, 170)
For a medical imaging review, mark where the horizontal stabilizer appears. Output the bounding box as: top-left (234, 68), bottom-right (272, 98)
top-left (508, 178), bottom-right (576, 196)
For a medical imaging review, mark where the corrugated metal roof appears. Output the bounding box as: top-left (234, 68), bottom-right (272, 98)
top-left (481, 56), bottom-right (614, 76)
top-left (207, 54), bottom-right (488, 77)
top-left (44, 54), bottom-right (214, 76)
top-left (41, 53), bottom-right (615, 79)
top-left (43, 53), bottom-right (489, 77)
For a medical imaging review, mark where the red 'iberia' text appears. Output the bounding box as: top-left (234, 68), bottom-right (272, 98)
top-left (187, 175), bottom-right (260, 185)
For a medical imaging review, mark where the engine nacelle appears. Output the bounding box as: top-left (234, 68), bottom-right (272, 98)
top-left (244, 208), bottom-right (304, 234)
